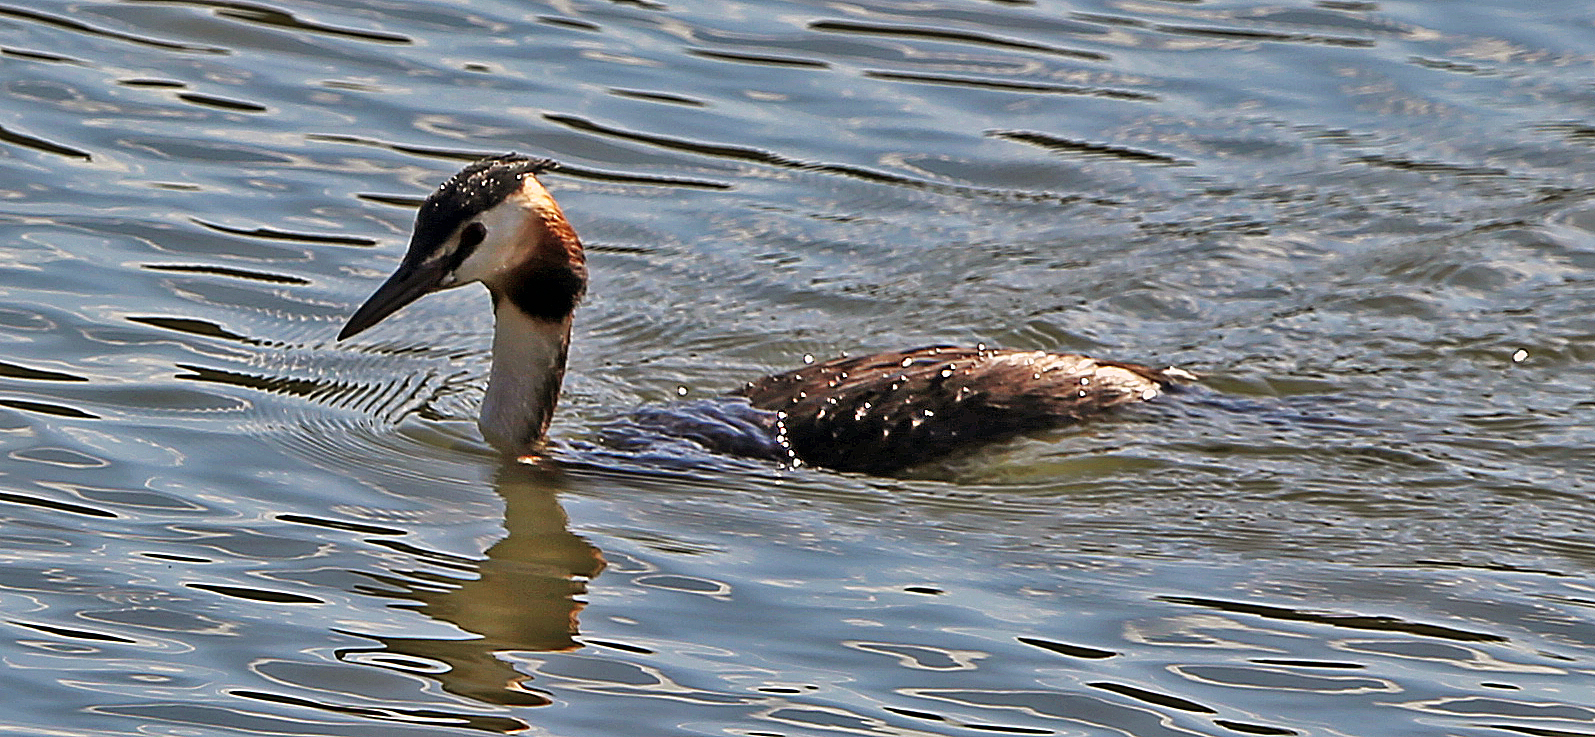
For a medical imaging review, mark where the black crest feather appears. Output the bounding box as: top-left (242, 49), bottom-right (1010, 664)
top-left (403, 154), bottom-right (559, 265)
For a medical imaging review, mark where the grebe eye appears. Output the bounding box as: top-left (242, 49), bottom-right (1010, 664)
top-left (459, 222), bottom-right (486, 250)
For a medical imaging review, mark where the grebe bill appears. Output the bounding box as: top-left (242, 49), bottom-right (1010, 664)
top-left (337, 154), bottom-right (1194, 473)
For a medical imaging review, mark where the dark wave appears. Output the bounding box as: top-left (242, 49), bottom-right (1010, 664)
top-left (125, 0), bottom-right (412, 44)
top-left (0, 122), bottom-right (91, 160)
top-left (870, 71), bottom-right (1156, 101)
top-left (809, 20), bottom-right (1109, 61)
top-left (0, 4), bottom-right (226, 53)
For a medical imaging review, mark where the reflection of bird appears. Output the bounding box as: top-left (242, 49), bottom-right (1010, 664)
top-left (343, 465), bottom-right (604, 715)
top-left (338, 155), bottom-right (1194, 474)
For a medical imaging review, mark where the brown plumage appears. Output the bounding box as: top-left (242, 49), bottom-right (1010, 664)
top-left (737, 345), bottom-right (1194, 474)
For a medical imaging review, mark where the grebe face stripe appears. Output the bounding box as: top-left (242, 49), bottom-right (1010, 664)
top-left (441, 221), bottom-right (486, 275)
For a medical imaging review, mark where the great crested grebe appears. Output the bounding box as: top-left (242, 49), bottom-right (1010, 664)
top-left (338, 154), bottom-right (1195, 474)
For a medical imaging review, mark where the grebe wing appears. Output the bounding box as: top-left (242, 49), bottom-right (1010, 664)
top-left (736, 345), bottom-right (1190, 473)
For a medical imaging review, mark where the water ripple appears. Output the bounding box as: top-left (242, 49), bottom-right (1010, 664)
top-left (543, 113), bottom-right (1118, 203)
top-left (0, 4), bottom-right (226, 53)
top-left (807, 20), bottom-right (1110, 61)
top-left (127, 0), bottom-right (414, 45)
top-left (869, 71), bottom-right (1157, 101)
top-left (1, 0), bottom-right (1594, 735)
top-left (0, 121), bottom-right (91, 160)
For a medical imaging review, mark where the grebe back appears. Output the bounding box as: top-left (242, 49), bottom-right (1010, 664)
top-left (337, 155), bottom-right (1194, 474)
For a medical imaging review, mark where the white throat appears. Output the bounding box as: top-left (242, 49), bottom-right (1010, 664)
top-left (478, 302), bottom-right (571, 455)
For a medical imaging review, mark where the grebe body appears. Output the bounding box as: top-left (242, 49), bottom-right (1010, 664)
top-left (338, 155), bottom-right (1192, 473)
top-left (737, 345), bottom-right (1187, 473)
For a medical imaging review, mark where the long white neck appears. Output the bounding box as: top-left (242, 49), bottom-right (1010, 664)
top-left (478, 302), bottom-right (571, 455)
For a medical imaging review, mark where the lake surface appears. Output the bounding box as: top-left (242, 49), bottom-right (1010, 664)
top-left (2, 0), bottom-right (1595, 734)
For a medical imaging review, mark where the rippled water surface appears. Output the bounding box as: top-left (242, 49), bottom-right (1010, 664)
top-left (4, 0), bottom-right (1595, 734)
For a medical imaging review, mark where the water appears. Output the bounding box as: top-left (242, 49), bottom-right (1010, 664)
top-left (2, 0), bottom-right (1594, 734)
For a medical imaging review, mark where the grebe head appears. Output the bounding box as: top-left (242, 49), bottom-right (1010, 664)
top-left (337, 154), bottom-right (588, 456)
top-left (338, 154), bottom-right (586, 340)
